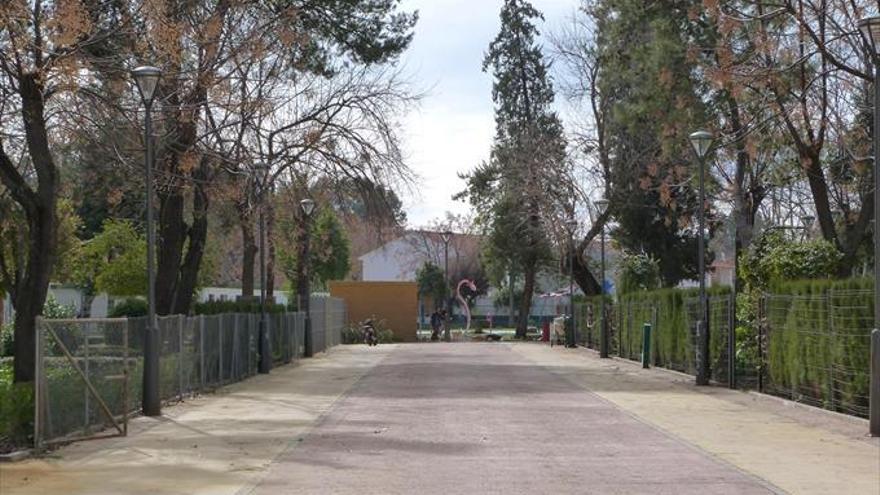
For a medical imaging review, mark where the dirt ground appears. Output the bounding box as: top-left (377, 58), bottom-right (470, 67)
top-left (1, 343), bottom-right (878, 494)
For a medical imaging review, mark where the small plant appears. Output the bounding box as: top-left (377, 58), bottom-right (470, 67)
top-left (108, 297), bottom-right (148, 318)
top-left (0, 323), bottom-right (13, 357)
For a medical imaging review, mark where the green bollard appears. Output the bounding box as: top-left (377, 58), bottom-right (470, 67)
top-left (642, 323), bottom-right (652, 369)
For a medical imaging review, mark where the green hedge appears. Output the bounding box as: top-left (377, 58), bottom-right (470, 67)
top-left (764, 278), bottom-right (872, 416)
top-left (193, 300), bottom-right (293, 315)
top-left (616, 287), bottom-right (731, 375)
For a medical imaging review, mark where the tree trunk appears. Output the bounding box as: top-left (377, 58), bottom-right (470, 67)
top-left (155, 187), bottom-right (186, 315)
top-left (572, 251), bottom-right (601, 296)
top-left (11, 201), bottom-right (56, 383)
top-left (516, 260), bottom-right (536, 339)
top-left (0, 74), bottom-right (59, 383)
top-left (173, 169), bottom-right (210, 315)
top-left (239, 208), bottom-right (257, 299)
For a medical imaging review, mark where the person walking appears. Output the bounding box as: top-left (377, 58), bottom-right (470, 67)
top-left (430, 310), bottom-right (441, 341)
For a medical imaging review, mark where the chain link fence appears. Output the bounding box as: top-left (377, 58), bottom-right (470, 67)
top-left (35, 301), bottom-right (345, 448)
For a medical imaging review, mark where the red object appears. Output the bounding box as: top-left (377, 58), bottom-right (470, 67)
top-left (541, 321), bottom-right (550, 342)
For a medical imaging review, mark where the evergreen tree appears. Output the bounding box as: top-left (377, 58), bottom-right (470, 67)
top-left (592, 0), bottom-right (710, 285)
top-left (459, 0), bottom-right (567, 338)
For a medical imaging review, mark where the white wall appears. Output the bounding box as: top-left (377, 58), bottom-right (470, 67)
top-left (360, 237), bottom-right (427, 282)
top-left (198, 287), bottom-right (291, 306)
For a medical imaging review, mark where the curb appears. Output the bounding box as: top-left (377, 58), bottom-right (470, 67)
top-left (0, 449), bottom-right (32, 463)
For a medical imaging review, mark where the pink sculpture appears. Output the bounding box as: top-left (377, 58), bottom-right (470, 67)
top-left (456, 279), bottom-right (478, 330)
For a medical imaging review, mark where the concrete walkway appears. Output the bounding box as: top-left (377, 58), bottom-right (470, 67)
top-left (2, 343), bottom-right (878, 494)
top-left (0, 346), bottom-right (388, 495)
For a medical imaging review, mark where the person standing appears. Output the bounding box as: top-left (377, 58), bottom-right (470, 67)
top-left (430, 310), bottom-right (441, 341)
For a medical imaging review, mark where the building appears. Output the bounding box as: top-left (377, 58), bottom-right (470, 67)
top-left (358, 230), bottom-right (482, 282)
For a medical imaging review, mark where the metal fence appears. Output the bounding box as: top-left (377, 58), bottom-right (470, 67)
top-left (35, 300), bottom-right (346, 448)
top-left (760, 290), bottom-right (873, 418)
top-left (575, 289), bottom-right (872, 419)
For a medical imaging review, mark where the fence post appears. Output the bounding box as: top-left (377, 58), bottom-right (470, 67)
top-left (233, 315), bottom-right (240, 379)
top-left (642, 323), bottom-right (651, 369)
top-left (728, 290), bottom-right (736, 389)
top-left (34, 318), bottom-right (42, 451)
top-left (758, 295), bottom-right (765, 394)
top-left (870, 329), bottom-right (880, 436)
top-left (199, 316), bottom-right (205, 390)
top-left (827, 292), bottom-right (836, 412)
top-left (178, 316), bottom-right (184, 400)
top-left (84, 325), bottom-right (90, 433)
top-left (651, 306), bottom-right (659, 366)
top-left (219, 316), bottom-right (224, 383)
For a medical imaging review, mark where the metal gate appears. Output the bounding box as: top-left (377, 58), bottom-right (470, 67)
top-left (35, 318), bottom-right (130, 449)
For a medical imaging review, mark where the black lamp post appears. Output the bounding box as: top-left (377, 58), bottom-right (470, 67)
top-left (300, 198), bottom-right (316, 357)
top-left (566, 219), bottom-right (578, 348)
top-left (257, 165), bottom-right (271, 374)
top-left (690, 130), bottom-right (713, 386)
top-left (594, 198), bottom-right (609, 358)
top-left (441, 230), bottom-right (453, 342)
top-left (132, 65), bottom-right (162, 417)
top-left (858, 15), bottom-right (880, 437)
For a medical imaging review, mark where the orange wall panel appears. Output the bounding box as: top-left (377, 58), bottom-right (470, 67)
top-left (329, 281), bottom-right (418, 342)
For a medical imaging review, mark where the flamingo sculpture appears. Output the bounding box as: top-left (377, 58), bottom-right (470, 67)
top-left (456, 279), bottom-right (478, 330)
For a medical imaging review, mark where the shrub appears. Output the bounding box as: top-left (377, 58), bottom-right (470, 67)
top-left (616, 253), bottom-right (661, 295)
top-left (193, 299), bottom-right (291, 315)
top-left (0, 364), bottom-right (33, 446)
top-left (108, 298), bottom-right (148, 318)
top-left (343, 318), bottom-right (397, 344)
top-left (42, 294), bottom-right (76, 319)
top-left (0, 323), bottom-right (13, 357)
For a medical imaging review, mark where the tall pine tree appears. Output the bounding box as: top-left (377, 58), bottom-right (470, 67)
top-left (592, 0), bottom-right (709, 285)
top-left (459, 0), bottom-right (567, 338)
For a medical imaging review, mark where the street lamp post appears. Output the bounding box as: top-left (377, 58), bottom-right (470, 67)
top-left (300, 198), bottom-right (316, 357)
top-left (441, 230), bottom-right (453, 342)
top-left (257, 165), bottom-right (271, 374)
top-left (858, 15), bottom-right (880, 437)
top-left (594, 198), bottom-right (609, 358)
top-left (132, 66), bottom-right (162, 417)
top-left (690, 130), bottom-right (713, 386)
top-left (566, 219), bottom-right (578, 348)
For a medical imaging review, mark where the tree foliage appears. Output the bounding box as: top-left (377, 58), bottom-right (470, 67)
top-left (416, 262), bottom-right (446, 309)
top-left (459, 0), bottom-right (568, 337)
top-left (279, 207), bottom-right (351, 291)
top-left (616, 253), bottom-right (661, 295)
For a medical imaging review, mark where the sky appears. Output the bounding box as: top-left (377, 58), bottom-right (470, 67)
top-left (398, 0), bottom-right (580, 227)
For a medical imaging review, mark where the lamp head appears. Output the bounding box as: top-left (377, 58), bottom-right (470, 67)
top-left (440, 230), bottom-right (453, 244)
top-left (801, 214), bottom-right (815, 228)
top-left (594, 198), bottom-right (610, 216)
top-left (300, 198), bottom-right (316, 216)
top-left (689, 130), bottom-right (713, 159)
top-left (858, 16), bottom-right (880, 56)
top-left (565, 219), bottom-right (578, 232)
top-left (131, 66), bottom-right (162, 106)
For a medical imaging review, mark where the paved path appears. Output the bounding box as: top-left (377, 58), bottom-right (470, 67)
top-left (3, 343), bottom-right (877, 494)
top-left (249, 344), bottom-right (775, 494)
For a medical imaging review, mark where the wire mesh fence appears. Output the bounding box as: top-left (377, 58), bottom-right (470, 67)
top-left (36, 304), bottom-right (345, 448)
top-left (35, 318), bottom-right (130, 448)
top-left (682, 295), bottom-right (734, 386)
top-left (574, 287), bottom-right (872, 420)
top-left (761, 289), bottom-right (873, 418)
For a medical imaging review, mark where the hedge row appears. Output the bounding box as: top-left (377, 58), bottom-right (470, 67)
top-left (615, 287), bottom-right (731, 376)
top-left (764, 278), bottom-right (872, 417)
